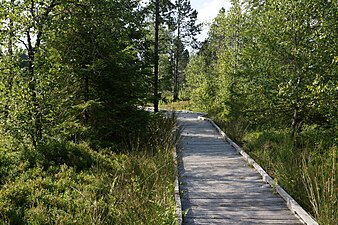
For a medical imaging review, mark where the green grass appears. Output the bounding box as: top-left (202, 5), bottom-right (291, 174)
top-left (0, 114), bottom-right (179, 225)
top-left (159, 100), bottom-right (192, 111)
top-left (237, 126), bottom-right (337, 225)
top-left (301, 145), bottom-right (337, 224)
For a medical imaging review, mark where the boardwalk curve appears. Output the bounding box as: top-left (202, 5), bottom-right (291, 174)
top-left (177, 112), bottom-right (308, 225)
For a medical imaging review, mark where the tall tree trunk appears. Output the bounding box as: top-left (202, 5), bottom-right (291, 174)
top-left (27, 30), bottom-right (41, 148)
top-left (290, 77), bottom-right (302, 138)
top-left (290, 108), bottom-right (298, 138)
top-left (154, 0), bottom-right (160, 112)
top-left (290, 17), bottom-right (302, 139)
top-left (173, 58), bottom-right (179, 101)
top-left (172, 0), bottom-right (200, 101)
top-left (84, 74), bottom-right (89, 123)
top-left (26, 0), bottom-right (52, 147)
top-left (173, 25), bottom-right (180, 102)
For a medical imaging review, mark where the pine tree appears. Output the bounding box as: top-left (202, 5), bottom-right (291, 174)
top-left (154, 0), bottom-right (160, 112)
top-left (172, 0), bottom-right (201, 101)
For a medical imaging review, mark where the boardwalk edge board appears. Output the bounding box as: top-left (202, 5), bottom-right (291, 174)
top-left (174, 146), bottom-right (183, 225)
top-left (197, 115), bottom-right (319, 225)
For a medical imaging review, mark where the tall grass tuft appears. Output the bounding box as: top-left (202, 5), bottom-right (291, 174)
top-left (241, 126), bottom-right (337, 225)
top-left (113, 113), bottom-right (179, 224)
top-left (302, 146), bottom-right (337, 225)
top-left (215, 117), bottom-right (249, 145)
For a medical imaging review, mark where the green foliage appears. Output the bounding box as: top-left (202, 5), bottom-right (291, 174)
top-left (185, 53), bottom-right (218, 113)
top-left (186, 0), bottom-right (337, 130)
top-left (0, 115), bottom-right (178, 224)
top-left (143, 0), bottom-right (201, 103)
top-left (0, 0), bottom-right (153, 148)
top-left (51, 0), bottom-right (151, 145)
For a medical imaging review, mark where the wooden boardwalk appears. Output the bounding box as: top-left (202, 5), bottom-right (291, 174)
top-left (177, 112), bottom-right (304, 225)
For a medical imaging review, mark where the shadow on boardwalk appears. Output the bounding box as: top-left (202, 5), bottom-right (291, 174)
top-left (177, 112), bottom-right (304, 225)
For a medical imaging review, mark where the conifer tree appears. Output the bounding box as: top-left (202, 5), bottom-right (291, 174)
top-left (172, 0), bottom-right (201, 101)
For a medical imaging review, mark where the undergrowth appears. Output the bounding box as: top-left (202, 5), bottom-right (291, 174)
top-left (159, 100), bottom-right (192, 112)
top-left (0, 113), bottom-right (179, 224)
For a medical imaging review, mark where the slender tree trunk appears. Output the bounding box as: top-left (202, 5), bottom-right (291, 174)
top-left (290, 17), bottom-right (302, 139)
top-left (25, 0), bottom-right (56, 147)
top-left (154, 0), bottom-right (160, 112)
top-left (290, 76), bottom-right (302, 138)
top-left (173, 25), bottom-right (180, 102)
top-left (290, 108), bottom-right (298, 138)
top-left (27, 30), bottom-right (41, 148)
top-left (173, 62), bottom-right (179, 101)
top-left (84, 74), bottom-right (89, 123)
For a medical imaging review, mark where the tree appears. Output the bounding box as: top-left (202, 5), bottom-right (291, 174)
top-left (144, 0), bottom-right (176, 107)
top-left (157, 27), bottom-right (175, 96)
top-left (190, 1), bottom-right (246, 119)
top-left (154, 0), bottom-right (160, 112)
top-left (185, 41), bottom-right (218, 113)
top-left (186, 0), bottom-right (338, 135)
top-left (0, 0), bottom-right (153, 147)
top-left (54, 0), bottom-right (150, 144)
top-left (172, 0), bottom-right (201, 101)
top-left (0, 0), bottom-right (64, 148)
top-left (241, 0), bottom-right (338, 134)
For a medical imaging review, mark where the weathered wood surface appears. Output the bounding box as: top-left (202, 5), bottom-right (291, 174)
top-left (177, 112), bottom-right (304, 225)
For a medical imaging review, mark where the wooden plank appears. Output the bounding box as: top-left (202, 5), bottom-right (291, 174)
top-left (181, 170), bottom-right (260, 178)
top-left (180, 183), bottom-right (274, 191)
top-left (174, 146), bottom-right (183, 225)
top-left (181, 190), bottom-right (277, 198)
top-left (182, 156), bottom-right (244, 161)
top-left (182, 141), bottom-right (227, 145)
top-left (185, 210), bottom-right (301, 219)
top-left (184, 218), bottom-right (303, 225)
top-left (182, 203), bottom-right (288, 210)
top-left (180, 175), bottom-right (265, 182)
top-left (182, 152), bottom-right (235, 156)
top-left (182, 197), bottom-right (285, 206)
top-left (181, 178), bottom-right (264, 185)
top-left (181, 191), bottom-right (278, 198)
